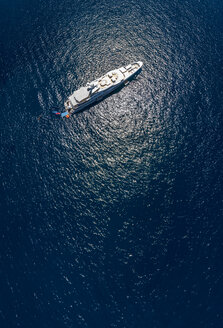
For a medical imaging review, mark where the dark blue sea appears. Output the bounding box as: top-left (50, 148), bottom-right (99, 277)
top-left (1, 0), bottom-right (223, 327)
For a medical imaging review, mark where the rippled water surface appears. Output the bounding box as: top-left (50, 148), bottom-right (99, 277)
top-left (1, 0), bottom-right (223, 327)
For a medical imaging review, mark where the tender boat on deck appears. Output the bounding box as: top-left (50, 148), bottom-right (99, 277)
top-left (54, 61), bottom-right (143, 118)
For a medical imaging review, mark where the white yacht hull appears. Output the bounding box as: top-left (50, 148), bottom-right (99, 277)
top-left (58, 61), bottom-right (143, 117)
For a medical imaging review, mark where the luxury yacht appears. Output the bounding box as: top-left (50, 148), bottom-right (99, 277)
top-left (53, 61), bottom-right (143, 118)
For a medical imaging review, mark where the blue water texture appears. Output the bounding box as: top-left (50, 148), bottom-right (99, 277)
top-left (1, 0), bottom-right (223, 327)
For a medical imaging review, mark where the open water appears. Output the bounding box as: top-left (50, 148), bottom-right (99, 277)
top-left (1, 0), bottom-right (223, 327)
